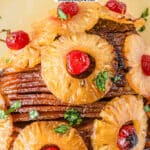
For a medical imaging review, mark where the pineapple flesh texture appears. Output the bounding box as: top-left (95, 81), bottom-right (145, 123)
top-left (91, 95), bottom-right (147, 150)
top-left (31, 18), bottom-right (60, 49)
top-left (0, 46), bottom-right (40, 72)
top-left (124, 34), bottom-right (150, 99)
top-left (51, 2), bottom-right (101, 34)
top-left (31, 2), bottom-right (101, 49)
top-left (0, 94), bottom-right (13, 150)
top-left (13, 121), bottom-right (87, 150)
top-left (41, 33), bottom-right (115, 105)
top-left (99, 5), bottom-right (145, 29)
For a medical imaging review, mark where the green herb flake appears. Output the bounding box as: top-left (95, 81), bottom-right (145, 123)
top-left (5, 101), bottom-right (21, 115)
top-left (29, 110), bottom-right (39, 120)
top-left (139, 8), bottom-right (149, 32)
top-left (0, 101), bottom-right (21, 119)
top-left (94, 71), bottom-right (108, 92)
top-left (64, 109), bottom-right (83, 126)
top-left (144, 105), bottom-right (150, 112)
top-left (58, 8), bottom-right (68, 20)
top-left (112, 75), bottom-right (121, 83)
top-left (5, 59), bottom-right (10, 64)
top-left (0, 110), bottom-right (8, 119)
top-left (11, 101), bottom-right (21, 109)
top-left (141, 8), bottom-right (149, 20)
top-left (54, 124), bottom-right (69, 134)
top-left (139, 25), bottom-right (146, 32)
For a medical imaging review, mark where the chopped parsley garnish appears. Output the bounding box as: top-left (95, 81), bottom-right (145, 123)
top-left (144, 105), bottom-right (150, 112)
top-left (58, 8), bottom-right (68, 20)
top-left (94, 71), bottom-right (108, 92)
top-left (139, 25), bottom-right (146, 32)
top-left (139, 8), bottom-right (149, 32)
top-left (29, 110), bottom-right (39, 120)
top-left (6, 101), bottom-right (21, 114)
top-left (0, 101), bottom-right (21, 119)
top-left (0, 110), bottom-right (7, 119)
top-left (64, 108), bottom-right (83, 126)
top-left (141, 8), bottom-right (149, 20)
top-left (112, 75), bottom-right (121, 83)
top-left (5, 59), bottom-right (10, 64)
top-left (54, 124), bottom-right (69, 134)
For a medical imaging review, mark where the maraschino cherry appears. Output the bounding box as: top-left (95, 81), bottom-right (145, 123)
top-left (66, 50), bottom-right (91, 76)
top-left (106, 0), bottom-right (127, 14)
top-left (57, 2), bottom-right (79, 19)
top-left (42, 145), bottom-right (59, 150)
top-left (6, 30), bottom-right (30, 50)
top-left (141, 54), bottom-right (150, 76)
top-left (117, 125), bottom-right (138, 150)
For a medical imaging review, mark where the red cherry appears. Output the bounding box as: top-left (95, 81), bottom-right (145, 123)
top-left (141, 55), bottom-right (150, 76)
top-left (43, 146), bottom-right (59, 150)
top-left (117, 125), bottom-right (138, 150)
top-left (66, 50), bottom-right (91, 75)
top-left (58, 2), bottom-right (79, 18)
top-left (6, 30), bottom-right (30, 50)
top-left (106, 0), bottom-right (127, 14)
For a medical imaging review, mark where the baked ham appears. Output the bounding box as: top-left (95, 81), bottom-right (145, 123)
top-left (0, 18), bottom-right (146, 121)
top-left (0, 1), bottom-right (149, 149)
top-left (0, 19), bottom-right (149, 149)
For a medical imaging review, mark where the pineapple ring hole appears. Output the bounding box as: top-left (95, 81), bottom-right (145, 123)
top-left (40, 145), bottom-right (60, 150)
top-left (117, 121), bottom-right (138, 150)
top-left (66, 50), bottom-right (96, 79)
top-left (124, 120), bottom-right (134, 126)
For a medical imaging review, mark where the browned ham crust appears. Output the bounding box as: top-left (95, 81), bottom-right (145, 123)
top-left (0, 65), bottom-right (134, 102)
top-left (0, 18), bottom-right (149, 149)
top-left (0, 66), bottom-right (133, 123)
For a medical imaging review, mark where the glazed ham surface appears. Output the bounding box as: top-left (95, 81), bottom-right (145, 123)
top-left (0, 18), bottom-right (149, 149)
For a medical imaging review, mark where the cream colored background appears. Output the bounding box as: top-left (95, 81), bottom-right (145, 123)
top-left (0, 0), bottom-right (150, 56)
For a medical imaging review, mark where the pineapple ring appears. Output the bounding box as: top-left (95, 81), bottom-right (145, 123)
top-left (91, 95), bottom-right (147, 150)
top-left (51, 2), bottom-right (101, 34)
top-left (0, 94), bottom-right (13, 150)
top-left (124, 34), bottom-right (150, 99)
top-left (31, 18), bottom-right (61, 49)
top-left (41, 33), bottom-right (115, 105)
top-left (13, 121), bottom-right (87, 150)
top-left (0, 46), bottom-right (40, 72)
top-left (31, 2), bottom-right (101, 49)
top-left (99, 5), bottom-right (145, 29)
